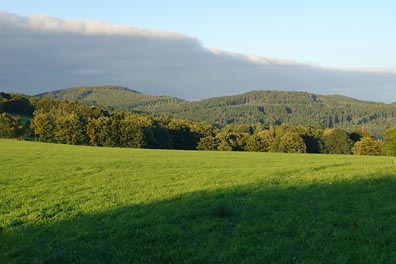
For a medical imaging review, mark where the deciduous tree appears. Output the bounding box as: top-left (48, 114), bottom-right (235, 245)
top-left (352, 137), bottom-right (383, 156)
top-left (322, 128), bottom-right (353, 154)
top-left (384, 128), bottom-right (396, 156)
top-left (0, 113), bottom-right (23, 138)
top-left (279, 131), bottom-right (306, 153)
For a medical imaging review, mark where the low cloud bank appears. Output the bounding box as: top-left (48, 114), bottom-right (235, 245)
top-left (1, 10), bottom-right (395, 102)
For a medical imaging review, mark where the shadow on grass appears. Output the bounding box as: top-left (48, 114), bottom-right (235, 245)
top-left (2, 174), bottom-right (396, 264)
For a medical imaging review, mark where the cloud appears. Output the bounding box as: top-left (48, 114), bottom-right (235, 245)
top-left (1, 10), bottom-right (396, 102)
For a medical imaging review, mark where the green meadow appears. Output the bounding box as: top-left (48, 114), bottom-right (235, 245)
top-left (1, 139), bottom-right (396, 263)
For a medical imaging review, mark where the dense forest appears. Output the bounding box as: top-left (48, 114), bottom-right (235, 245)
top-left (2, 91), bottom-right (396, 156)
top-left (39, 86), bottom-right (396, 138)
top-left (37, 85), bottom-right (185, 112)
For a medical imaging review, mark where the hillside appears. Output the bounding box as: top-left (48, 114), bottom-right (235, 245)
top-left (38, 86), bottom-right (396, 137)
top-left (2, 139), bottom-right (396, 263)
top-left (37, 85), bottom-right (185, 111)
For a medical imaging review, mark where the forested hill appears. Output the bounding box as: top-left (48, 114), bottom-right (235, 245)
top-left (38, 86), bottom-right (396, 137)
top-left (153, 91), bottom-right (396, 136)
top-left (37, 85), bottom-right (185, 111)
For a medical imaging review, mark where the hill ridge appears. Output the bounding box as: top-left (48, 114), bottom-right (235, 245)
top-left (37, 85), bottom-right (396, 137)
top-left (38, 85), bottom-right (185, 109)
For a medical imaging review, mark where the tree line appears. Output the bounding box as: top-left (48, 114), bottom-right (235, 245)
top-left (1, 92), bottom-right (396, 156)
top-left (145, 90), bottom-right (396, 140)
top-left (39, 87), bottom-right (396, 139)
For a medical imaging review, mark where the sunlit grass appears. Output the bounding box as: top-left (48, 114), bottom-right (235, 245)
top-left (1, 139), bottom-right (396, 263)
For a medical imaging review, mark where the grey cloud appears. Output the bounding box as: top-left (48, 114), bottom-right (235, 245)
top-left (1, 10), bottom-right (396, 102)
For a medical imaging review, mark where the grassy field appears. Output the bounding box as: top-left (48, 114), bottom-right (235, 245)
top-left (1, 139), bottom-right (396, 263)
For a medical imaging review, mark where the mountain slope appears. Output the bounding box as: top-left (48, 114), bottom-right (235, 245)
top-left (37, 86), bottom-right (396, 137)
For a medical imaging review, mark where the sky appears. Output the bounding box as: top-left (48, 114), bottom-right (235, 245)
top-left (1, 1), bottom-right (396, 102)
top-left (2, 0), bottom-right (395, 69)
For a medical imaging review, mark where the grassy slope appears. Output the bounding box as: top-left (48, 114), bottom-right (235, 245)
top-left (1, 139), bottom-right (396, 263)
